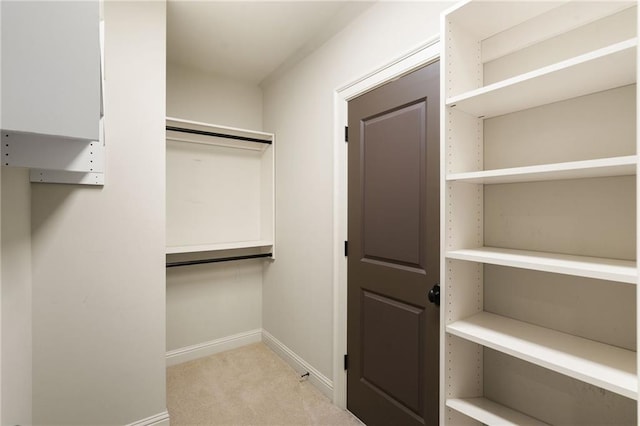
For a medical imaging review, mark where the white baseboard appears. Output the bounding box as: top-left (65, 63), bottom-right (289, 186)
top-left (262, 329), bottom-right (334, 399)
top-left (125, 410), bottom-right (170, 426)
top-left (166, 329), bottom-right (262, 367)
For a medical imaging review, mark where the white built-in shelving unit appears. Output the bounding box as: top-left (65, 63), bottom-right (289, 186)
top-left (442, 1), bottom-right (638, 424)
top-left (1, 1), bottom-right (105, 186)
top-left (165, 117), bottom-right (275, 262)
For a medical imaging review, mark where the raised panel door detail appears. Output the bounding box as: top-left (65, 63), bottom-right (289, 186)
top-left (361, 100), bottom-right (426, 270)
top-left (361, 290), bottom-right (424, 416)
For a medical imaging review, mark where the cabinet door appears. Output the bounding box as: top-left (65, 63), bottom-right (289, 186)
top-left (1, 1), bottom-right (100, 141)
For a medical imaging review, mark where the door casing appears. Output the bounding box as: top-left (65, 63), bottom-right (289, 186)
top-left (332, 36), bottom-right (440, 409)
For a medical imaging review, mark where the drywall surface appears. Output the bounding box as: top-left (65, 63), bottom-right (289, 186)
top-left (30, 2), bottom-right (167, 424)
top-left (165, 64), bottom-right (264, 352)
top-left (166, 261), bottom-right (262, 351)
top-left (262, 1), bottom-right (450, 381)
top-left (167, 62), bottom-right (263, 130)
top-left (1, 168), bottom-right (32, 426)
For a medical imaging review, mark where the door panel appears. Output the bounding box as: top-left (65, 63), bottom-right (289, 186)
top-left (347, 61), bottom-right (440, 426)
top-left (362, 100), bottom-right (426, 269)
top-left (362, 291), bottom-right (424, 414)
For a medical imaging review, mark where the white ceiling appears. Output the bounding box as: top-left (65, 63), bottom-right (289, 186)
top-left (167, 1), bottom-right (375, 85)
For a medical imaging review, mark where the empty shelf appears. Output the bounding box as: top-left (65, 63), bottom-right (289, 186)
top-left (446, 156), bottom-right (637, 184)
top-left (446, 312), bottom-right (637, 399)
top-left (446, 397), bottom-right (549, 426)
top-left (443, 1), bottom-right (563, 42)
top-left (166, 240), bottom-right (273, 255)
top-left (446, 247), bottom-right (636, 284)
top-left (166, 117), bottom-right (273, 150)
top-left (446, 38), bottom-right (637, 118)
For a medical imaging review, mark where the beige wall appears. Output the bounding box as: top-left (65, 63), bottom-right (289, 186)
top-left (167, 63), bottom-right (263, 130)
top-left (30, 2), bottom-right (167, 424)
top-left (166, 262), bottom-right (263, 351)
top-left (1, 168), bottom-right (32, 426)
top-left (261, 1), bottom-right (452, 381)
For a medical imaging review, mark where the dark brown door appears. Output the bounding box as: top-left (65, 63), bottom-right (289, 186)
top-left (347, 61), bottom-right (440, 426)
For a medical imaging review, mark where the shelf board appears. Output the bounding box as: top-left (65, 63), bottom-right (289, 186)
top-left (480, 2), bottom-right (636, 63)
top-left (166, 240), bottom-right (273, 255)
top-left (446, 247), bottom-right (636, 284)
top-left (444, 1), bottom-right (563, 41)
top-left (446, 38), bottom-right (637, 118)
top-left (446, 397), bottom-right (550, 426)
top-left (446, 312), bottom-right (637, 400)
top-left (446, 1), bottom-right (635, 45)
top-left (166, 117), bottom-right (273, 151)
top-left (447, 155), bottom-right (637, 184)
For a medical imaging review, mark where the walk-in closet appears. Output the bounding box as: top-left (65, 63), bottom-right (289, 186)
top-left (1, 1), bottom-right (638, 425)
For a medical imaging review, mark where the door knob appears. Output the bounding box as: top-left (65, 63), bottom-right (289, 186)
top-left (428, 284), bottom-right (440, 306)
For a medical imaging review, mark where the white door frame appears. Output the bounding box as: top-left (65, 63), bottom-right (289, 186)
top-left (332, 36), bottom-right (441, 409)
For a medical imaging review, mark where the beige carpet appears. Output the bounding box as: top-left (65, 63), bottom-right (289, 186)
top-left (167, 343), bottom-right (364, 426)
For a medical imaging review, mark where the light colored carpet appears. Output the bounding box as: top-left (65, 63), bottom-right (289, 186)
top-left (167, 343), bottom-right (364, 426)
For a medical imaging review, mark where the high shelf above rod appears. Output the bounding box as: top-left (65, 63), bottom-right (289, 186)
top-left (166, 117), bottom-right (273, 151)
top-left (166, 240), bottom-right (274, 255)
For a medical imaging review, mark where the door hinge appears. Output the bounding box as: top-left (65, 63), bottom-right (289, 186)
top-left (344, 241), bottom-right (348, 257)
top-left (345, 126), bottom-right (349, 142)
top-left (344, 354), bottom-right (349, 370)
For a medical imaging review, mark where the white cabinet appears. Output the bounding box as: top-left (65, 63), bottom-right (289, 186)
top-left (1, 1), bottom-right (104, 185)
top-left (442, 1), bottom-right (638, 424)
top-left (165, 118), bottom-right (275, 265)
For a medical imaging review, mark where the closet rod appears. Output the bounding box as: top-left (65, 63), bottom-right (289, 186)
top-left (166, 126), bottom-right (272, 144)
top-left (166, 252), bottom-right (273, 268)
